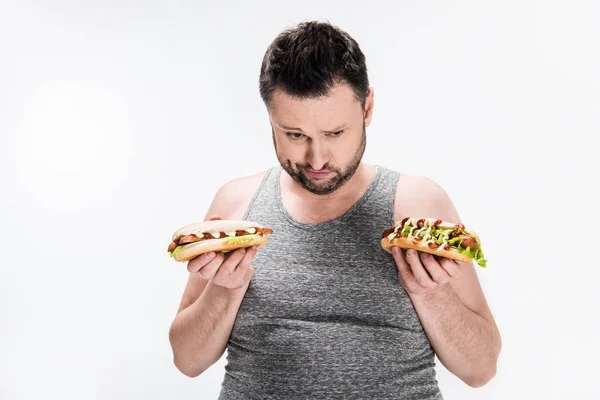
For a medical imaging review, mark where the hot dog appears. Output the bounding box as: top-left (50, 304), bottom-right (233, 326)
top-left (168, 220), bottom-right (273, 262)
top-left (381, 217), bottom-right (487, 267)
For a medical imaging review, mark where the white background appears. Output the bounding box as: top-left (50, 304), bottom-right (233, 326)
top-left (1, 1), bottom-right (599, 399)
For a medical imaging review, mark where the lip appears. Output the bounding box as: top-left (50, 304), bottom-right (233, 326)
top-left (305, 169), bottom-right (332, 179)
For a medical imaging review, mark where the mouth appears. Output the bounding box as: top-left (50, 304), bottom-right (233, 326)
top-left (304, 169), bottom-right (332, 179)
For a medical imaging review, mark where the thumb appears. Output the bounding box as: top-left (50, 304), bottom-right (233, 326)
top-left (207, 215), bottom-right (223, 221)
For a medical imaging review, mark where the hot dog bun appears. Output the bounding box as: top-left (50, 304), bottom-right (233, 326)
top-left (168, 219), bottom-right (272, 262)
top-left (380, 237), bottom-right (472, 263)
top-left (171, 220), bottom-right (265, 240)
top-left (173, 234), bottom-right (269, 262)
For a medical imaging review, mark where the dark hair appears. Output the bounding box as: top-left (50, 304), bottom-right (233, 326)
top-left (259, 20), bottom-right (370, 109)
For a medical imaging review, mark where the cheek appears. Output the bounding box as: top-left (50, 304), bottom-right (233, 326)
top-left (276, 140), bottom-right (301, 161)
top-left (334, 137), bottom-right (358, 159)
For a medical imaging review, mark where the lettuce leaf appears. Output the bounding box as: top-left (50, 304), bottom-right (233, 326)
top-left (432, 228), bottom-right (453, 237)
top-left (170, 245), bottom-right (185, 258)
top-left (400, 224), bottom-right (412, 236)
top-left (447, 237), bottom-right (463, 246)
top-left (226, 234), bottom-right (258, 245)
top-left (458, 245), bottom-right (488, 267)
top-left (475, 248), bottom-right (487, 268)
top-left (465, 246), bottom-right (476, 259)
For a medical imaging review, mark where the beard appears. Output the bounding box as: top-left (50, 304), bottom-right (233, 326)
top-left (273, 124), bottom-right (366, 195)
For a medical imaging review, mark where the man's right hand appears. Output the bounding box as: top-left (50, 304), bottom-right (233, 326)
top-left (186, 215), bottom-right (256, 289)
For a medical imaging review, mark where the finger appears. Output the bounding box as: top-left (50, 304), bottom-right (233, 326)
top-left (214, 248), bottom-right (247, 280)
top-left (419, 252), bottom-right (450, 285)
top-left (197, 252), bottom-right (225, 280)
top-left (244, 265), bottom-right (255, 282)
top-left (235, 265), bottom-right (255, 288)
top-left (208, 215), bottom-right (222, 221)
top-left (235, 246), bottom-right (257, 271)
top-left (438, 257), bottom-right (461, 278)
top-left (405, 249), bottom-right (437, 289)
top-left (392, 246), bottom-right (414, 281)
top-left (187, 251), bottom-right (217, 273)
top-left (231, 246), bottom-right (257, 281)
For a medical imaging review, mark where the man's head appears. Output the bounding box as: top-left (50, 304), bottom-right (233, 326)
top-left (260, 21), bottom-right (374, 195)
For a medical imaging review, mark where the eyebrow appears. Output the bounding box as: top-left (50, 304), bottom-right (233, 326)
top-left (278, 124), bottom-right (302, 131)
top-left (278, 123), bottom-right (347, 134)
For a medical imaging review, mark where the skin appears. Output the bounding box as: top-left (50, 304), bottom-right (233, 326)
top-left (270, 83), bottom-right (378, 224)
top-left (169, 82), bottom-right (501, 387)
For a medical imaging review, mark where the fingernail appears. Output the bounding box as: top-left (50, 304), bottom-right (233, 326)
top-left (206, 252), bottom-right (215, 259)
top-left (419, 252), bottom-right (428, 260)
top-left (408, 249), bottom-right (416, 257)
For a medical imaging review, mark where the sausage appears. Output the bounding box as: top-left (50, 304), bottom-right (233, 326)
top-left (382, 227), bottom-right (395, 239)
top-left (459, 234), bottom-right (478, 249)
top-left (179, 234), bottom-right (202, 244)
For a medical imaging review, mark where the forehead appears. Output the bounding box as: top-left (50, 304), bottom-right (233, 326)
top-left (269, 83), bottom-right (361, 125)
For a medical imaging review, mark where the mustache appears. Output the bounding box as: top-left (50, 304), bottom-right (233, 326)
top-left (296, 163), bottom-right (338, 173)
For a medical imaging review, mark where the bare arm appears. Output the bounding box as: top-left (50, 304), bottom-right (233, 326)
top-left (169, 271), bottom-right (251, 377)
top-left (393, 176), bottom-right (502, 387)
top-left (168, 172), bottom-right (265, 377)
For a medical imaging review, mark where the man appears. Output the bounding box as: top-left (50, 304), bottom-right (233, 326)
top-left (169, 20), bottom-right (501, 399)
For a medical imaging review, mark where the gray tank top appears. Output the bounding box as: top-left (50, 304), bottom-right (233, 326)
top-left (218, 165), bottom-right (442, 400)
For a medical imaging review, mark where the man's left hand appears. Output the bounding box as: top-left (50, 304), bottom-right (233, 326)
top-left (391, 247), bottom-right (462, 296)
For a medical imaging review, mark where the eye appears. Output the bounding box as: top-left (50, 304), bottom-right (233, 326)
top-left (286, 132), bottom-right (305, 140)
top-left (328, 130), bottom-right (344, 137)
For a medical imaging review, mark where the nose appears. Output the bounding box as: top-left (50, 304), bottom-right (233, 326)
top-left (306, 140), bottom-right (329, 170)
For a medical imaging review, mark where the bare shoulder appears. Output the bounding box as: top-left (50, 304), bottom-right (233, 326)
top-left (205, 170), bottom-right (268, 220)
top-left (394, 174), bottom-right (459, 223)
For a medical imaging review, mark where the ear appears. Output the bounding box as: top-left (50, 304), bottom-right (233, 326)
top-left (363, 87), bottom-right (375, 127)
